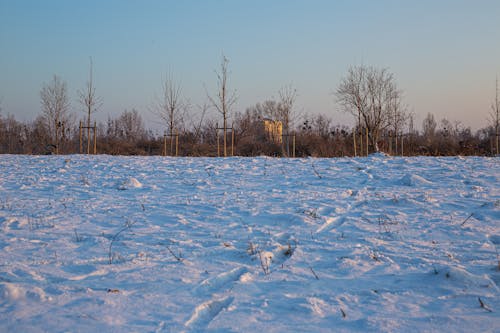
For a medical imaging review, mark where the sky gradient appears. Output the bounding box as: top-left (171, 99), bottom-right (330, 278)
top-left (1, 0), bottom-right (499, 131)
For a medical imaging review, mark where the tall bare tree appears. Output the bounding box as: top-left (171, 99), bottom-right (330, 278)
top-left (78, 58), bottom-right (102, 154)
top-left (277, 85), bottom-right (297, 156)
top-left (40, 75), bottom-right (71, 154)
top-left (336, 65), bottom-right (401, 153)
top-left (491, 77), bottom-right (499, 155)
top-left (278, 85), bottom-right (297, 134)
top-left (152, 73), bottom-right (186, 155)
top-left (387, 90), bottom-right (408, 154)
top-left (208, 55), bottom-right (237, 156)
top-left (422, 113), bottom-right (437, 139)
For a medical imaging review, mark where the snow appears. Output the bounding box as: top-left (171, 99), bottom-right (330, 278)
top-left (0, 154), bottom-right (499, 332)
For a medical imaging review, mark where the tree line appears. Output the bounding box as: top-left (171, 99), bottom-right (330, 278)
top-left (1, 59), bottom-right (499, 157)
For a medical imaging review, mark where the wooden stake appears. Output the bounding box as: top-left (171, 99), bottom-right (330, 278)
top-left (162, 132), bottom-right (167, 156)
top-left (216, 123), bottom-right (220, 157)
top-left (54, 120), bottom-right (58, 154)
top-left (79, 121), bottom-right (83, 154)
top-left (359, 129), bottom-right (363, 157)
top-left (93, 121), bottom-right (97, 154)
top-left (388, 133), bottom-right (392, 155)
top-left (366, 127), bottom-right (369, 156)
top-left (401, 135), bottom-right (404, 156)
top-left (353, 130), bottom-right (357, 157)
top-left (231, 127), bottom-right (234, 156)
top-left (176, 132), bottom-right (179, 157)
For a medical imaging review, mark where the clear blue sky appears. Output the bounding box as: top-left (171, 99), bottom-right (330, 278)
top-left (1, 0), bottom-right (499, 131)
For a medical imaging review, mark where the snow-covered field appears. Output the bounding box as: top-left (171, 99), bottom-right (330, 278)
top-left (0, 155), bottom-right (499, 332)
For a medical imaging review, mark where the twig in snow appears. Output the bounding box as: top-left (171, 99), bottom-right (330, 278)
top-left (283, 241), bottom-right (297, 257)
top-left (247, 241), bottom-right (257, 256)
top-left (309, 266), bottom-right (319, 280)
top-left (478, 297), bottom-right (493, 312)
top-left (108, 220), bottom-right (137, 264)
top-left (311, 160), bottom-right (323, 179)
top-left (166, 245), bottom-right (184, 262)
top-left (493, 243), bottom-right (500, 271)
top-left (460, 213), bottom-right (474, 226)
top-left (74, 229), bottom-right (83, 242)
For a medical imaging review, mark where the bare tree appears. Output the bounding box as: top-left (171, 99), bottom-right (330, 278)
top-left (116, 109), bottom-right (146, 142)
top-left (387, 90), bottom-right (408, 154)
top-left (208, 54), bottom-right (237, 157)
top-left (336, 65), bottom-right (401, 153)
top-left (190, 102), bottom-right (209, 143)
top-left (491, 77), bottom-right (499, 155)
top-left (277, 85), bottom-right (297, 156)
top-left (336, 65), bottom-right (367, 154)
top-left (152, 73), bottom-right (186, 155)
top-left (78, 57), bottom-right (102, 154)
top-left (423, 113), bottom-right (437, 136)
top-left (277, 85), bottom-right (297, 134)
top-left (40, 75), bottom-right (71, 154)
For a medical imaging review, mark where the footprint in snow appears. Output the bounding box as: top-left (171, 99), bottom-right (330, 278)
top-left (184, 295), bottom-right (234, 331)
top-left (490, 235), bottom-right (500, 245)
top-left (194, 266), bottom-right (247, 296)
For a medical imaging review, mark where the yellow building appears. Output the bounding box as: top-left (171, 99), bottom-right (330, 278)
top-left (262, 118), bottom-right (282, 144)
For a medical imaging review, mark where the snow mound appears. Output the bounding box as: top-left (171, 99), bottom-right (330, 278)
top-left (0, 283), bottom-right (50, 302)
top-left (1, 155), bottom-right (499, 332)
top-left (369, 152), bottom-right (390, 158)
top-left (434, 265), bottom-right (499, 291)
top-left (117, 177), bottom-right (143, 190)
top-left (400, 173), bottom-right (432, 186)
